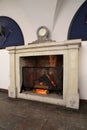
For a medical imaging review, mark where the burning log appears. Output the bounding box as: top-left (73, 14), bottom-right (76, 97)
top-left (38, 73), bottom-right (57, 90)
top-left (34, 84), bottom-right (49, 89)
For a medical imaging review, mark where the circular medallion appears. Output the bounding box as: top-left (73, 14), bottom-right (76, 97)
top-left (37, 26), bottom-right (49, 39)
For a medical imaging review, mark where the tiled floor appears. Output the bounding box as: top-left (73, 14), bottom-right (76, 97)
top-left (0, 91), bottom-right (87, 130)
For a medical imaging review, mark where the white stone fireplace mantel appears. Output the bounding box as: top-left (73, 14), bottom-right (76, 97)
top-left (7, 39), bottom-right (81, 109)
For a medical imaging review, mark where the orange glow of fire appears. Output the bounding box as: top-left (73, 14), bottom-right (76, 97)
top-left (35, 89), bottom-right (48, 95)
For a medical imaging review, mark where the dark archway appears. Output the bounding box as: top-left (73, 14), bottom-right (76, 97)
top-left (0, 16), bottom-right (24, 49)
top-left (68, 0), bottom-right (87, 41)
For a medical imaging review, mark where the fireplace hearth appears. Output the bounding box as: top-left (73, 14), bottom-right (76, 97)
top-left (7, 39), bottom-right (81, 109)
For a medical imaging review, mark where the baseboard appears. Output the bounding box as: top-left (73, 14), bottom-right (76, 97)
top-left (80, 99), bottom-right (87, 103)
top-left (0, 88), bottom-right (8, 93)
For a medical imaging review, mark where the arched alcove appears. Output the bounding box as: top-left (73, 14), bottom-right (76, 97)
top-left (68, 0), bottom-right (87, 41)
top-left (0, 16), bottom-right (24, 49)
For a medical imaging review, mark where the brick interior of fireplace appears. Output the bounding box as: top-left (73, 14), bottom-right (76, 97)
top-left (20, 55), bottom-right (63, 96)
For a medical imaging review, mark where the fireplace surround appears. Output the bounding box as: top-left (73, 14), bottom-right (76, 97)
top-left (7, 39), bottom-right (81, 109)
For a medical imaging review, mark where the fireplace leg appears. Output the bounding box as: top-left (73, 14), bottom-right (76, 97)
top-left (66, 93), bottom-right (79, 109)
top-left (8, 86), bottom-right (17, 98)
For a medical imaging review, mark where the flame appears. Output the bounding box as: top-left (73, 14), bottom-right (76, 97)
top-left (35, 89), bottom-right (48, 95)
top-left (49, 55), bottom-right (57, 66)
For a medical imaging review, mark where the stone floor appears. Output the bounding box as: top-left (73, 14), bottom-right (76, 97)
top-left (0, 92), bottom-right (87, 130)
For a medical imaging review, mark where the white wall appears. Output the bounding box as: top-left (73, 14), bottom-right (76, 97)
top-left (79, 41), bottom-right (87, 100)
top-left (0, 0), bottom-right (57, 43)
top-left (52, 0), bottom-right (85, 41)
top-left (0, 0), bottom-right (87, 100)
top-left (0, 50), bottom-right (9, 89)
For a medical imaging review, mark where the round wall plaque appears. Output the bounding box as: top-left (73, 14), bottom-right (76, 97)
top-left (37, 26), bottom-right (49, 39)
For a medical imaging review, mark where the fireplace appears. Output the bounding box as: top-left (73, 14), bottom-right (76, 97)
top-left (7, 39), bottom-right (81, 109)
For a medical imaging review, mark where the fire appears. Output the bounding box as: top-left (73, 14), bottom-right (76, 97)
top-left (35, 89), bottom-right (48, 95)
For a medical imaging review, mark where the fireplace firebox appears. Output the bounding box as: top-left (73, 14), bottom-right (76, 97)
top-left (7, 39), bottom-right (81, 109)
top-left (20, 55), bottom-right (63, 95)
top-left (21, 66), bottom-right (63, 94)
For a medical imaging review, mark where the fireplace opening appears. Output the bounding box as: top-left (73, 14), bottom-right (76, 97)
top-left (20, 55), bottom-right (63, 96)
